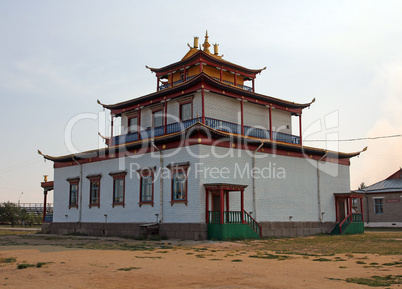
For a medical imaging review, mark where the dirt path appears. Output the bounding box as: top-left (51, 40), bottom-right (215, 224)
top-left (0, 239), bottom-right (401, 288)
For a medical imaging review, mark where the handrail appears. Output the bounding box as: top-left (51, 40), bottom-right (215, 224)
top-left (338, 212), bottom-right (363, 234)
top-left (243, 211), bottom-right (262, 237)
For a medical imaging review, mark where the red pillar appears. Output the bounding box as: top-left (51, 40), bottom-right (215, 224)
top-left (220, 66), bottom-right (223, 81)
top-left (299, 113), bottom-right (303, 146)
top-left (164, 101), bottom-right (168, 134)
top-left (241, 190), bottom-right (244, 223)
top-left (199, 63), bottom-right (202, 73)
top-left (269, 106), bottom-right (273, 140)
top-left (137, 107), bottom-right (141, 140)
top-left (205, 189), bottom-right (209, 223)
top-left (360, 197), bottom-right (364, 222)
top-left (42, 191), bottom-right (48, 223)
top-left (156, 76), bottom-right (160, 91)
top-left (220, 188), bottom-right (224, 224)
top-left (170, 71), bottom-right (173, 87)
top-left (234, 71), bottom-right (237, 86)
top-left (226, 192), bottom-right (230, 223)
top-left (252, 78), bottom-right (255, 92)
top-left (183, 67), bottom-right (186, 81)
top-left (240, 99), bottom-right (244, 135)
top-left (201, 88), bottom-right (205, 124)
top-left (110, 115), bottom-right (114, 146)
top-left (335, 197), bottom-right (339, 222)
top-left (348, 197), bottom-right (352, 215)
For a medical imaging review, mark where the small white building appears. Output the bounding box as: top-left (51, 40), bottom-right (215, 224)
top-left (40, 33), bottom-right (365, 239)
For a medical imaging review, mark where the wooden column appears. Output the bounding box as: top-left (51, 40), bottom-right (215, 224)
top-left (220, 66), bottom-right (223, 81)
top-left (299, 113), bottom-right (303, 146)
top-left (220, 188), bottom-right (224, 224)
top-left (42, 190), bottom-right (48, 223)
top-left (359, 197), bottom-right (364, 222)
top-left (225, 192), bottom-right (230, 223)
top-left (240, 99), bottom-right (244, 135)
top-left (205, 189), bottom-right (209, 223)
top-left (201, 88), bottom-right (205, 124)
top-left (164, 101), bottom-right (168, 134)
top-left (137, 107), bottom-right (141, 140)
top-left (156, 76), bottom-right (160, 91)
top-left (269, 106), bottom-right (273, 140)
top-left (252, 78), bottom-right (255, 92)
top-left (183, 67), bottom-right (186, 81)
top-left (348, 197), bottom-right (352, 215)
top-left (234, 71), bottom-right (237, 86)
top-left (335, 197), bottom-right (339, 222)
top-left (110, 115), bottom-right (114, 146)
top-left (170, 71), bottom-right (173, 87)
top-left (241, 190), bottom-right (244, 223)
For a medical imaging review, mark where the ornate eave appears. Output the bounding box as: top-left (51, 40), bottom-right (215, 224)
top-left (38, 122), bottom-right (365, 166)
top-left (98, 73), bottom-right (314, 115)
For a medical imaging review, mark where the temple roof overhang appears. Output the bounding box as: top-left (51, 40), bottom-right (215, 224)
top-left (146, 49), bottom-right (265, 79)
top-left (98, 73), bottom-right (314, 116)
top-left (38, 122), bottom-right (366, 166)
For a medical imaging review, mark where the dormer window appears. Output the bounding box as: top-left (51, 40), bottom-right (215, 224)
top-left (153, 109), bottom-right (163, 128)
top-left (180, 102), bottom-right (192, 121)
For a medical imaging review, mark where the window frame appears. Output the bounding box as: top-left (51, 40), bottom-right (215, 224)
top-left (167, 163), bottom-right (189, 205)
top-left (179, 101), bottom-right (193, 122)
top-left (128, 116), bottom-right (138, 134)
top-left (109, 171), bottom-right (127, 207)
top-left (152, 109), bottom-right (164, 128)
top-left (86, 174), bottom-right (102, 208)
top-left (138, 168), bottom-right (154, 207)
top-left (374, 198), bottom-right (384, 215)
top-left (67, 177), bottom-right (79, 209)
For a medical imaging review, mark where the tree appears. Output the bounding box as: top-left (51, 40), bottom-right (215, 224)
top-left (358, 182), bottom-right (367, 190)
top-left (20, 209), bottom-right (36, 227)
top-left (0, 202), bottom-right (22, 227)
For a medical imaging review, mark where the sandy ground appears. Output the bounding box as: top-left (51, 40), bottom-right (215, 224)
top-left (0, 242), bottom-right (401, 288)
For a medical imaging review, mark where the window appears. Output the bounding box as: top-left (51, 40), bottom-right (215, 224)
top-left (86, 174), bottom-right (102, 208)
top-left (180, 102), bottom-right (192, 121)
top-left (138, 168), bottom-right (154, 206)
top-left (109, 171), bottom-right (127, 207)
top-left (153, 109), bottom-right (163, 127)
top-left (128, 116), bottom-right (138, 133)
top-left (67, 177), bottom-right (79, 208)
top-left (167, 162), bottom-right (189, 205)
top-left (374, 198), bottom-right (383, 214)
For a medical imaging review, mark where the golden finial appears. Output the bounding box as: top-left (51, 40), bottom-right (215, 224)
top-left (44, 175), bottom-right (48, 182)
top-left (202, 30), bottom-right (211, 53)
top-left (213, 43), bottom-right (219, 55)
top-left (193, 36), bottom-right (199, 49)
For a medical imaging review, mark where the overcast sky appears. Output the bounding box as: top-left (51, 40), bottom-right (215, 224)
top-left (1, 0), bottom-right (401, 203)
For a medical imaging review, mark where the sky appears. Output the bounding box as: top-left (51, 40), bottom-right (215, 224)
top-left (1, 0), bottom-right (402, 203)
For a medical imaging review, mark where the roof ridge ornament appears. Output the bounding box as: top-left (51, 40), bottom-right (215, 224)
top-left (202, 30), bottom-right (211, 53)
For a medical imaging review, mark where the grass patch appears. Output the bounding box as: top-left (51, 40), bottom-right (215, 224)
top-left (0, 257), bottom-right (16, 264)
top-left (231, 259), bottom-right (243, 262)
top-left (346, 275), bottom-right (402, 287)
top-left (255, 232), bottom-right (402, 256)
top-left (249, 252), bottom-right (289, 260)
top-left (333, 257), bottom-right (346, 262)
top-left (356, 260), bottom-right (366, 264)
top-left (135, 256), bottom-right (161, 259)
top-left (117, 267), bottom-right (141, 271)
top-left (17, 263), bottom-right (36, 269)
top-left (195, 254), bottom-right (205, 258)
top-left (382, 261), bottom-right (402, 266)
top-left (209, 259), bottom-right (222, 261)
top-left (312, 258), bottom-right (332, 262)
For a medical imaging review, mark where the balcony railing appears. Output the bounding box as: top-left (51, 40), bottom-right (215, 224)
top-left (159, 75), bottom-right (252, 91)
top-left (113, 117), bottom-right (300, 146)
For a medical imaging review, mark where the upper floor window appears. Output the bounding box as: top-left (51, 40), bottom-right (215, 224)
top-left (374, 198), bottom-right (383, 214)
top-left (167, 162), bottom-right (189, 205)
top-left (109, 171), bottom-right (127, 207)
top-left (87, 174), bottom-right (102, 208)
top-left (180, 102), bottom-right (192, 121)
top-left (128, 116), bottom-right (138, 133)
top-left (67, 177), bottom-right (79, 208)
top-left (153, 109), bottom-right (163, 128)
top-left (138, 168), bottom-right (154, 206)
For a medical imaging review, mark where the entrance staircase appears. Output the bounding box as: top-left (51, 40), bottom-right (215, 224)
top-left (330, 213), bottom-right (364, 235)
top-left (207, 211), bottom-right (262, 240)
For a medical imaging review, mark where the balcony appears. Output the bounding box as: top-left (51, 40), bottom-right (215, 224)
top-left (113, 117), bottom-right (300, 146)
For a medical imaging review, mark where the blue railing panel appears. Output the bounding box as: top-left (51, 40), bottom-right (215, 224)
top-left (205, 118), bottom-right (241, 134)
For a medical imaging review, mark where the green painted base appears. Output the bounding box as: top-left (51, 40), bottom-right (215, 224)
top-left (342, 222), bottom-right (364, 235)
top-left (208, 223), bottom-right (260, 240)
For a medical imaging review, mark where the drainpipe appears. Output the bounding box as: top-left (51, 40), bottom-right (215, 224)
top-left (317, 151), bottom-right (328, 223)
top-left (72, 156), bottom-right (83, 224)
top-left (152, 141), bottom-right (163, 223)
top-left (252, 141), bottom-right (264, 220)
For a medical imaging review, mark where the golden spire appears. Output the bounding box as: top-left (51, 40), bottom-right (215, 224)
top-left (202, 30), bottom-right (211, 53)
